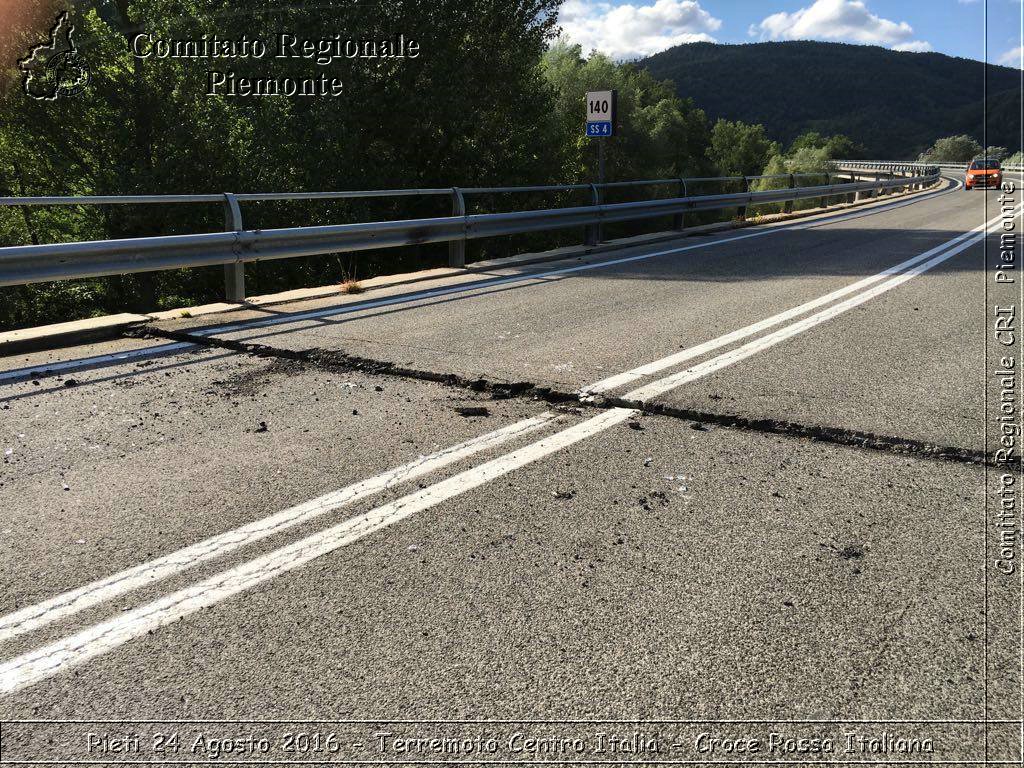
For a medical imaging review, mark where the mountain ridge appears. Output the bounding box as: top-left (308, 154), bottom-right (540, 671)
top-left (640, 41), bottom-right (1021, 158)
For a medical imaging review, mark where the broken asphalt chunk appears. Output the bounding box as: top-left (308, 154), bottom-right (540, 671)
top-left (455, 406), bottom-right (490, 417)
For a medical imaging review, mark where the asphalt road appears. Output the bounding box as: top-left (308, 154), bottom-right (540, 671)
top-left (1, 178), bottom-right (1021, 764)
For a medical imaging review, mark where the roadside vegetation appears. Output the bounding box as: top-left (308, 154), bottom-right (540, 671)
top-left (917, 135), bottom-right (1011, 163)
top-left (0, 1), bottom-right (1010, 330)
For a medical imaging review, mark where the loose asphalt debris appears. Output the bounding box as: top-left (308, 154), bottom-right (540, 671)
top-left (455, 406), bottom-right (491, 417)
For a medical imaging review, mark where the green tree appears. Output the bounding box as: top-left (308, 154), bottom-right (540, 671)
top-left (787, 131), bottom-right (863, 160)
top-left (787, 131), bottom-right (825, 154)
top-left (752, 146), bottom-right (832, 214)
top-left (785, 147), bottom-right (832, 174)
top-left (707, 119), bottom-right (780, 177)
top-left (0, 0), bottom-right (565, 327)
top-left (918, 135), bottom-right (983, 162)
top-left (541, 42), bottom-right (712, 183)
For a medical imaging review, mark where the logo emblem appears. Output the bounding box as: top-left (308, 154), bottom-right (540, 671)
top-left (19, 11), bottom-right (90, 100)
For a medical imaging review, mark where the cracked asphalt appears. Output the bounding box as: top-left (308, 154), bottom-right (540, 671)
top-left (1, 179), bottom-right (1021, 762)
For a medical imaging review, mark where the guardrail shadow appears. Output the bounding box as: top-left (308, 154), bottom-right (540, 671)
top-left (217, 220), bottom-right (994, 349)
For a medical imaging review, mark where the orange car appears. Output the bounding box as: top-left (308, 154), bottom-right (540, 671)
top-left (965, 159), bottom-right (1002, 190)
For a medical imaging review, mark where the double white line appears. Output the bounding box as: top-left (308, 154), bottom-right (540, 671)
top-left (0, 201), bottom-right (1004, 695)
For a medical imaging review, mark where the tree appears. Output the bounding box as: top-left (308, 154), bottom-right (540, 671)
top-left (752, 147), bottom-right (831, 212)
top-left (787, 131), bottom-right (864, 160)
top-left (0, 0), bottom-right (566, 327)
top-left (787, 131), bottom-right (826, 154)
top-left (707, 119), bottom-right (780, 177)
top-left (541, 42), bottom-right (712, 183)
top-left (918, 135), bottom-right (983, 162)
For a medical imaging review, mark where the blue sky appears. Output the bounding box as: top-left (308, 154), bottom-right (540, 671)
top-left (558, 0), bottom-right (1023, 66)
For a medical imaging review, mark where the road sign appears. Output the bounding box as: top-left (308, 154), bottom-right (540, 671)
top-left (586, 90), bottom-right (616, 137)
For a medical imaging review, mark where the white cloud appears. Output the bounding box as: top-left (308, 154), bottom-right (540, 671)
top-left (558, 0), bottom-right (722, 60)
top-left (998, 46), bottom-right (1023, 67)
top-left (749, 0), bottom-right (930, 52)
top-left (892, 40), bottom-right (932, 52)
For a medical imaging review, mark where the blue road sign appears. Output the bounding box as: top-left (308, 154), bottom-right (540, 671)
top-left (586, 121), bottom-right (612, 137)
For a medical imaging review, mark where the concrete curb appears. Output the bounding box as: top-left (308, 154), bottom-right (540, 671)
top-left (0, 313), bottom-right (151, 355)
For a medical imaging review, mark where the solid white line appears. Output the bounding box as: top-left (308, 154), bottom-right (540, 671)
top-left (0, 407), bottom-right (634, 695)
top-left (0, 412), bottom-right (561, 645)
top-left (0, 179), bottom-right (953, 386)
top-left (187, 180), bottom-right (961, 343)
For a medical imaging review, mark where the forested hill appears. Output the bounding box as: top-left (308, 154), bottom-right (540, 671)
top-left (642, 41), bottom-right (1021, 158)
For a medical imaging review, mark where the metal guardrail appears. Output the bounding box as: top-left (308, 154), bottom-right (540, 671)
top-left (0, 166), bottom-right (939, 301)
top-left (839, 160), bottom-right (1024, 172)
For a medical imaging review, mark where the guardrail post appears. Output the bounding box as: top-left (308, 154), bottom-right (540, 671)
top-left (672, 178), bottom-right (687, 231)
top-left (856, 172), bottom-right (870, 201)
top-left (737, 177), bottom-right (749, 221)
top-left (784, 174), bottom-right (794, 214)
top-left (821, 172), bottom-right (831, 209)
top-left (222, 193), bottom-right (245, 303)
top-left (449, 187), bottom-right (466, 268)
top-left (585, 183), bottom-right (602, 246)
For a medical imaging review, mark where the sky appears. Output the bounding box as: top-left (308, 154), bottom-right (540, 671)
top-left (557, 0), bottom-right (1023, 66)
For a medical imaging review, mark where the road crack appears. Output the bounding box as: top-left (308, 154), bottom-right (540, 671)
top-left (127, 326), bottom-right (999, 470)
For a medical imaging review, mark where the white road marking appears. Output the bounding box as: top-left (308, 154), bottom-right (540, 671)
top-left (0, 179), bottom-right (953, 386)
top-left (0, 407), bottom-right (634, 695)
top-left (0, 412), bottom-right (561, 645)
top-left (0, 183), bottom-right (963, 647)
top-left (0, 180), bottom-right (986, 694)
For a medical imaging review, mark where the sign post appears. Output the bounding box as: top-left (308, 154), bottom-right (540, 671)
top-left (586, 90), bottom-right (616, 186)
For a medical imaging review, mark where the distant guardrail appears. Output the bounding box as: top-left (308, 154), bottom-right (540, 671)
top-left (0, 165), bottom-right (939, 302)
top-left (839, 160), bottom-right (1024, 172)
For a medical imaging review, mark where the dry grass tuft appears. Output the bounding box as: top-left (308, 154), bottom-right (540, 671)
top-left (339, 280), bottom-right (364, 294)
